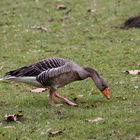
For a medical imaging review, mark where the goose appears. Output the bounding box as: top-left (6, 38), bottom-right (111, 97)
top-left (0, 58), bottom-right (110, 106)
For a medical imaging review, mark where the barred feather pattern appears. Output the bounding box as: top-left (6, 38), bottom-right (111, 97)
top-left (5, 58), bottom-right (67, 77)
top-left (36, 62), bottom-right (74, 86)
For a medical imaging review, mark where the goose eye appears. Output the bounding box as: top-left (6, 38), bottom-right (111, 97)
top-left (102, 84), bottom-right (104, 87)
top-left (102, 84), bottom-right (106, 88)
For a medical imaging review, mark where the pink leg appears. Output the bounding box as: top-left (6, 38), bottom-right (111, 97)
top-left (48, 90), bottom-right (55, 106)
top-left (54, 92), bottom-right (77, 106)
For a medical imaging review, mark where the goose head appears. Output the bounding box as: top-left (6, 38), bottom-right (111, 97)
top-left (84, 67), bottom-right (110, 99)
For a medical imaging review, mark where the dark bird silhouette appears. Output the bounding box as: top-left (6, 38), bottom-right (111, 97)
top-left (120, 15), bottom-right (140, 29)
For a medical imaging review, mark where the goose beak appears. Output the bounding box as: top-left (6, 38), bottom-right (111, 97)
top-left (101, 88), bottom-right (110, 99)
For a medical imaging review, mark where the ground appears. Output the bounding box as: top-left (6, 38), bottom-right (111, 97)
top-left (0, 0), bottom-right (140, 140)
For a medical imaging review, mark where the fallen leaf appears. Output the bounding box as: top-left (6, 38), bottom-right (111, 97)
top-left (126, 70), bottom-right (140, 75)
top-left (5, 113), bottom-right (23, 122)
top-left (48, 129), bottom-right (64, 137)
top-left (30, 88), bottom-right (47, 93)
top-left (5, 115), bottom-right (17, 121)
top-left (86, 117), bottom-right (104, 123)
top-left (57, 4), bottom-right (67, 10)
top-left (31, 25), bottom-right (48, 32)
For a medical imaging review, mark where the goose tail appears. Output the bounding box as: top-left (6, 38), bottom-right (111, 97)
top-left (0, 77), bottom-right (4, 81)
top-left (0, 75), bottom-right (42, 87)
top-left (0, 76), bottom-right (15, 81)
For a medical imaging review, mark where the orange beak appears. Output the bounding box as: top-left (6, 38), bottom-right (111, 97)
top-left (101, 88), bottom-right (110, 99)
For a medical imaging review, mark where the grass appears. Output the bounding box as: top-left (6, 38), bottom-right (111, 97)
top-left (0, 0), bottom-right (140, 139)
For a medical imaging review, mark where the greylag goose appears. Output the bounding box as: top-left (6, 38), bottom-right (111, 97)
top-left (0, 58), bottom-right (110, 106)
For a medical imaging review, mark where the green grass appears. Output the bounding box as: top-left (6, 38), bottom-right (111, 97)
top-left (0, 0), bottom-right (140, 139)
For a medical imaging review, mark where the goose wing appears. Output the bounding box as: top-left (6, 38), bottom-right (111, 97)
top-left (36, 61), bottom-right (81, 86)
top-left (4, 58), bottom-right (68, 77)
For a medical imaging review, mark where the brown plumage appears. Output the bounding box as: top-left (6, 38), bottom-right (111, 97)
top-left (0, 58), bottom-right (110, 106)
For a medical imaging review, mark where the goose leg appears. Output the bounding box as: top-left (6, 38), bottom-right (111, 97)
top-left (53, 92), bottom-right (77, 106)
top-left (48, 90), bottom-right (55, 106)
